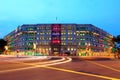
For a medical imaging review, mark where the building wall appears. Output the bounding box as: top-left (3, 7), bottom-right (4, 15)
top-left (61, 24), bottom-right (77, 55)
top-left (4, 24), bottom-right (114, 55)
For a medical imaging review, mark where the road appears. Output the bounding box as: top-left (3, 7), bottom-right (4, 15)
top-left (0, 56), bottom-right (120, 80)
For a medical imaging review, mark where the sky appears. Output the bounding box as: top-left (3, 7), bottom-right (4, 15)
top-left (0, 0), bottom-right (120, 38)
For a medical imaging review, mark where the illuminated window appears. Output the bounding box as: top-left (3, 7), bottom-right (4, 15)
top-left (61, 37), bottom-right (66, 40)
top-left (46, 42), bottom-right (49, 45)
top-left (74, 48), bottom-right (76, 50)
top-left (40, 37), bottom-right (44, 40)
top-left (49, 48), bottom-right (51, 50)
top-left (68, 30), bottom-right (72, 35)
top-left (80, 38), bottom-right (85, 40)
top-left (37, 28), bottom-right (39, 30)
top-left (68, 37), bottom-right (72, 40)
top-left (28, 38), bottom-right (34, 41)
top-left (61, 30), bottom-right (66, 35)
top-left (85, 42), bottom-right (87, 45)
top-left (61, 42), bottom-right (66, 45)
top-left (71, 48), bottom-right (73, 51)
top-left (68, 48), bottom-right (70, 51)
top-left (46, 26), bottom-right (51, 29)
top-left (74, 32), bottom-right (76, 35)
top-left (68, 25), bottom-right (72, 30)
top-left (68, 42), bottom-right (72, 45)
top-left (81, 42), bottom-right (85, 46)
top-left (54, 48), bottom-right (58, 51)
top-left (28, 27), bottom-right (33, 30)
top-left (82, 34), bottom-right (85, 36)
top-left (61, 26), bottom-right (66, 30)
top-left (37, 33), bottom-right (39, 34)
top-left (64, 43), bottom-right (66, 45)
top-left (68, 38), bottom-right (70, 40)
top-left (52, 39), bottom-right (60, 44)
top-left (64, 38), bottom-right (66, 40)
top-left (61, 33), bottom-right (65, 35)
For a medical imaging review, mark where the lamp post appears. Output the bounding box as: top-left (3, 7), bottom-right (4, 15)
top-left (109, 46), bottom-right (112, 56)
top-left (33, 43), bottom-right (36, 56)
top-left (4, 46), bottom-right (8, 55)
top-left (86, 43), bottom-right (90, 56)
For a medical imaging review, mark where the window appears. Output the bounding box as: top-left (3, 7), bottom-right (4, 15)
top-left (80, 38), bottom-right (85, 41)
top-left (71, 48), bottom-right (73, 51)
top-left (68, 48), bottom-right (70, 51)
top-left (40, 37), bottom-right (44, 40)
top-left (37, 27), bottom-right (39, 30)
top-left (28, 37), bottom-right (34, 41)
top-left (80, 27), bottom-right (86, 30)
top-left (61, 30), bottom-right (66, 35)
top-left (68, 30), bottom-right (72, 35)
top-left (54, 48), bottom-right (58, 51)
top-left (27, 27), bottom-right (37, 31)
top-left (68, 42), bottom-right (72, 45)
top-left (61, 42), bottom-right (66, 45)
top-left (61, 26), bottom-right (66, 30)
top-left (81, 42), bottom-right (85, 46)
top-left (46, 26), bottom-right (51, 29)
top-left (68, 25), bottom-right (72, 30)
top-left (68, 37), bottom-right (73, 40)
top-left (37, 33), bottom-right (39, 34)
top-left (39, 26), bottom-right (44, 30)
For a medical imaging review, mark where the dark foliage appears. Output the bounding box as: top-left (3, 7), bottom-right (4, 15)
top-left (116, 35), bottom-right (120, 43)
top-left (113, 35), bottom-right (120, 47)
top-left (0, 39), bottom-right (7, 54)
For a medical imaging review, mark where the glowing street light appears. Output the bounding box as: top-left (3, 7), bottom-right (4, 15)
top-left (33, 43), bottom-right (36, 50)
top-left (33, 43), bottom-right (37, 56)
top-left (4, 46), bottom-right (8, 54)
top-left (5, 46), bottom-right (8, 50)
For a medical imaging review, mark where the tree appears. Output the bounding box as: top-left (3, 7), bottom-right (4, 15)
top-left (0, 39), bottom-right (7, 54)
top-left (112, 35), bottom-right (120, 59)
top-left (113, 35), bottom-right (120, 48)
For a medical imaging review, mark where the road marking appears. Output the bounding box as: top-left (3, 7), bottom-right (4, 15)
top-left (1, 57), bottom-right (65, 66)
top-left (1, 57), bottom-right (120, 80)
top-left (87, 61), bottom-right (120, 73)
top-left (0, 57), bottom-right (71, 73)
top-left (43, 66), bottom-right (120, 80)
top-left (0, 65), bottom-right (41, 73)
top-left (34, 57), bottom-right (65, 64)
top-left (41, 57), bottom-right (72, 67)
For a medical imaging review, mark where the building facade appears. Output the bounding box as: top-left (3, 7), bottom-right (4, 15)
top-left (4, 24), bottom-right (114, 56)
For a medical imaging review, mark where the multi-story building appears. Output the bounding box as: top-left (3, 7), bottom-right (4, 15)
top-left (4, 24), bottom-right (114, 56)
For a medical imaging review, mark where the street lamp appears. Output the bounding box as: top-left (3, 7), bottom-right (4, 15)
top-left (109, 46), bottom-right (113, 56)
top-left (33, 43), bottom-right (36, 56)
top-left (33, 43), bottom-right (36, 50)
top-left (4, 46), bottom-right (8, 55)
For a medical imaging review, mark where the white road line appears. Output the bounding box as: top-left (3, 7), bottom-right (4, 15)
top-left (34, 57), bottom-right (65, 64)
top-left (0, 57), bottom-right (71, 73)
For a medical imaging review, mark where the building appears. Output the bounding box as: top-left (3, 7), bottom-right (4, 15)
top-left (4, 24), bottom-right (114, 56)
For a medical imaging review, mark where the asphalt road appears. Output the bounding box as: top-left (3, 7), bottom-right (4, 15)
top-left (0, 56), bottom-right (120, 80)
